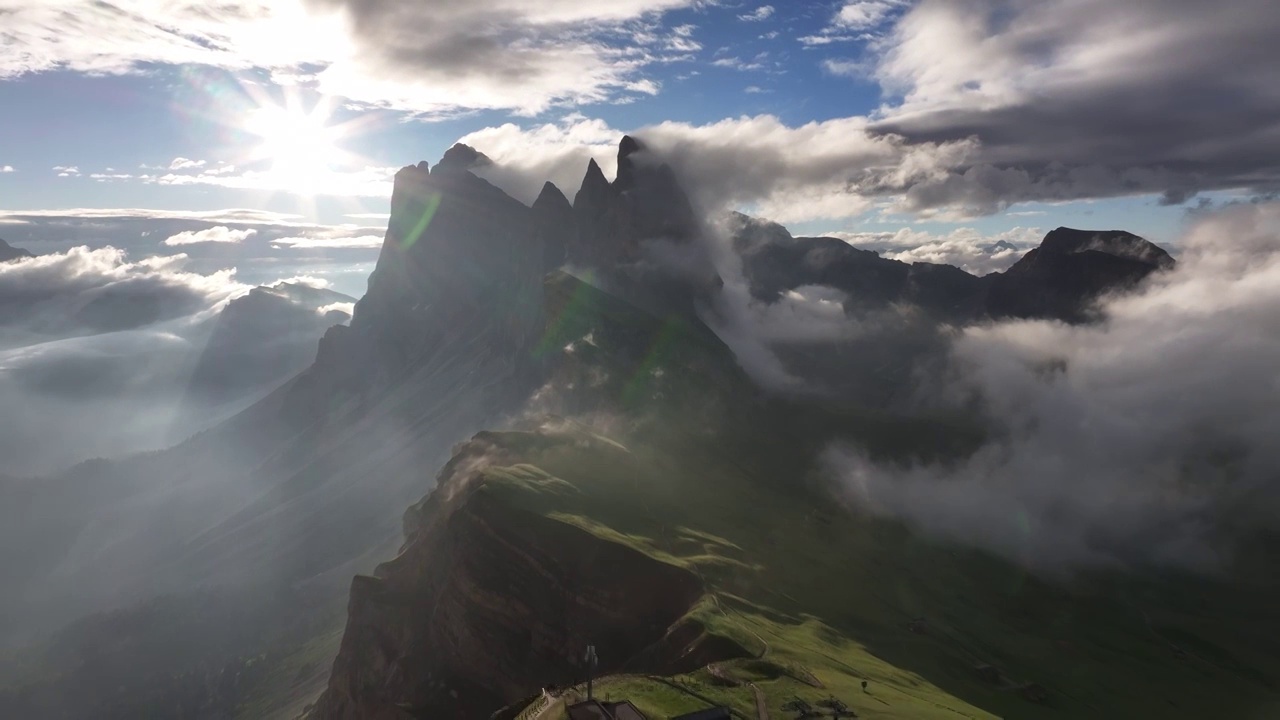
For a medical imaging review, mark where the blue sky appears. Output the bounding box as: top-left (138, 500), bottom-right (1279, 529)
top-left (2, 0), bottom-right (1277, 273)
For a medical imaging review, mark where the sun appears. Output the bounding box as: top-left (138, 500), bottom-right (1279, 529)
top-left (244, 100), bottom-right (344, 191)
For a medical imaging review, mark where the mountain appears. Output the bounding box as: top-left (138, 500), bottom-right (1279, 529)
top-left (734, 215), bottom-right (1173, 325)
top-left (0, 238), bottom-right (31, 262)
top-left (177, 282), bottom-right (354, 417)
top-left (985, 227), bottom-right (1176, 321)
top-left (5, 138), bottom-right (1266, 720)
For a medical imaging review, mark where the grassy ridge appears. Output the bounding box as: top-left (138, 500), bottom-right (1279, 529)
top-left (470, 424), bottom-right (1280, 719)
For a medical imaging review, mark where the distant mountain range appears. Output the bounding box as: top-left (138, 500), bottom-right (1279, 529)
top-left (735, 214), bottom-right (1173, 324)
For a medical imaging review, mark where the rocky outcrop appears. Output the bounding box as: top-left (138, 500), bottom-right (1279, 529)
top-left (309, 435), bottom-right (721, 720)
top-left (0, 238), bottom-right (31, 263)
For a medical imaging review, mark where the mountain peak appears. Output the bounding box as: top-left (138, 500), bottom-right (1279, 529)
top-left (533, 180), bottom-right (571, 212)
top-left (435, 143), bottom-right (492, 173)
top-left (1040, 227), bottom-right (1175, 269)
top-left (616, 135), bottom-right (644, 191)
top-left (619, 134), bottom-right (642, 158)
top-left (573, 157), bottom-right (613, 218)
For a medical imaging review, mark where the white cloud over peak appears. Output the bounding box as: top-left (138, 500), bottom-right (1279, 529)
top-left (162, 226), bottom-right (258, 246)
top-left (457, 114), bottom-right (974, 224)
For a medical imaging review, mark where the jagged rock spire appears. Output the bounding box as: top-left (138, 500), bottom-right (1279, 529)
top-left (533, 181), bottom-right (573, 272)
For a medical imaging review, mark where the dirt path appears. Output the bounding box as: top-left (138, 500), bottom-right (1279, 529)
top-left (749, 683), bottom-right (769, 720)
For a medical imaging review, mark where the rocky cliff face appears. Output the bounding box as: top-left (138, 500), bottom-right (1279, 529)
top-left (333, 159), bottom-right (547, 384)
top-left (309, 433), bottom-right (722, 720)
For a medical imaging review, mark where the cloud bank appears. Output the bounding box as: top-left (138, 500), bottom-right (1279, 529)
top-left (0, 246), bottom-right (246, 339)
top-left (828, 202), bottom-right (1280, 573)
top-left (869, 0), bottom-right (1280, 213)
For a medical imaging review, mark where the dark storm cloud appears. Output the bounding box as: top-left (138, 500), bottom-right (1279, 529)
top-left (869, 0), bottom-right (1280, 214)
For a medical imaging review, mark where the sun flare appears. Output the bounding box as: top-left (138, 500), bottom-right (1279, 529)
top-left (244, 101), bottom-right (344, 191)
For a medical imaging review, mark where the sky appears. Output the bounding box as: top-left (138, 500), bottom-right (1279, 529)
top-left (1, 0), bottom-right (1279, 293)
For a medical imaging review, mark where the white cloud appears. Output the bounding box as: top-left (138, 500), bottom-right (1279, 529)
top-left (832, 226), bottom-right (1043, 275)
top-left (51, 162), bottom-right (398, 198)
top-left (458, 117), bottom-right (622, 204)
top-left (738, 6), bottom-right (775, 21)
top-left (829, 202), bottom-right (1280, 572)
top-left (162, 226), bottom-right (258, 246)
top-left (53, 166), bottom-right (80, 177)
top-left (316, 301), bottom-right (355, 316)
top-left (711, 56), bottom-right (765, 71)
top-left (168, 157), bottom-right (206, 170)
top-left (0, 0), bottom-right (700, 116)
top-left (821, 58), bottom-right (867, 78)
top-left (836, 1), bottom-right (900, 29)
top-left (800, 1), bottom-right (905, 46)
top-left (458, 114), bottom-right (973, 224)
top-left (0, 208), bottom-right (308, 224)
top-left (0, 166), bottom-right (14, 173)
top-left (0, 245), bottom-right (247, 332)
